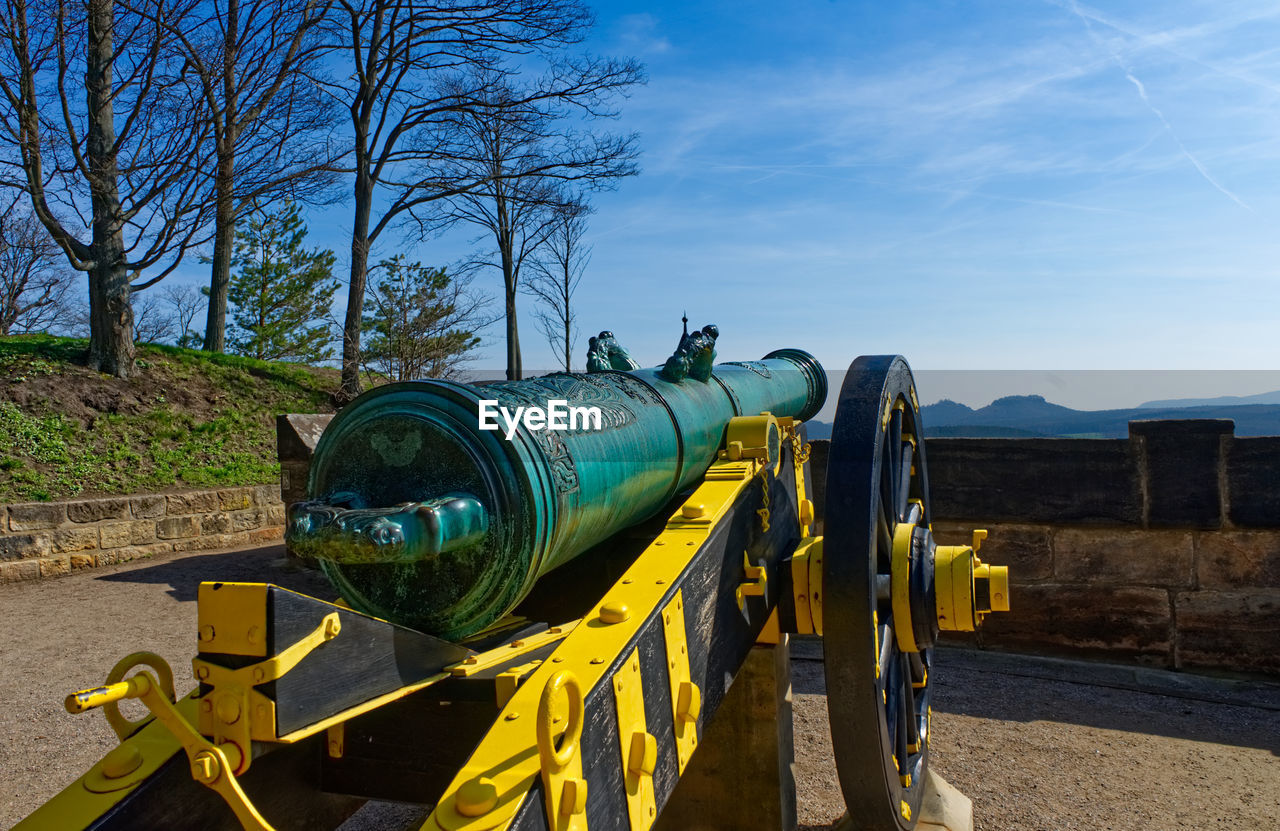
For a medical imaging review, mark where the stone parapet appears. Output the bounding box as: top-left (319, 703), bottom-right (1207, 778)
top-left (0, 485), bottom-right (284, 585)
top-left (809, 419), bottom-right (1280, 676)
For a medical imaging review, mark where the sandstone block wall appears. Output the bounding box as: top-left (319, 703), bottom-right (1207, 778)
top-left (277, 413), bottom-right (334, 509)
top-left (0, 485), bottom-right (286, 584)
top-left (813, 418), bottom-right (1280, 675)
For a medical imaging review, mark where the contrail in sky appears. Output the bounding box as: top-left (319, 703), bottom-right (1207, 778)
top-left (1061, 0), bottom-right (1253, 212)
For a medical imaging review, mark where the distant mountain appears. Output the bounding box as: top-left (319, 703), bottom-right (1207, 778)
top-left (1139, 390), bottom-right (1280, 409)
top-left (919, 395), bottom-right (1280, 438)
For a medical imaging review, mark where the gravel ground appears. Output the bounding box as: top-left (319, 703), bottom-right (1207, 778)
top-left (2, 544), bottom-right (1278, 830)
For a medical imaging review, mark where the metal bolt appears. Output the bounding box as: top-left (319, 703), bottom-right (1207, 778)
top-left (455, 777), bottom-right (498, 817)
top-left (599, 601), bottom-right (630, 624)
top-left (215, 695), bottom-right (241, 725)
top-left (191, 751), bottom-right (219, 783)
top-left (100, 744), bottom-right (143, 780)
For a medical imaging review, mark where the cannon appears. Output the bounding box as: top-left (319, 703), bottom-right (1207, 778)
top-left (17, 328), bottom-right (1009, 831)
top-left (285, 342), bottom-right (825, 638)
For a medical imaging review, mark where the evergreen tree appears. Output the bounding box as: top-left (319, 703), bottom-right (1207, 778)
top-left (227, 202), bottom-right (338, 362)
top-left (362, 256), bottom-right (486, 381)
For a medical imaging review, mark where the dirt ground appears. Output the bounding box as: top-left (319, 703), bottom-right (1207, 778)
top-left (2, 544), bottom-right (1278, 830)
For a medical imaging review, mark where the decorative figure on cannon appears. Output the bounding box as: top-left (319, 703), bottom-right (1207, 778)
top-left (585, 330), bottom-right (641, 372)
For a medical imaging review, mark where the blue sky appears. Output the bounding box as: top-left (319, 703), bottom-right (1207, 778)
top-left (566, 1), bottom-right (1280, 376)
top-left (170, 1), bottom-right (1280, 403)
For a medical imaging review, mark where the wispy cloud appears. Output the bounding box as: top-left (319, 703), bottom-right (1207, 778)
top-left (615, 13), bottom-right (672, 56)
top-left (510, 2), bottom-right (1280, 372)
top-left (1060, 0), bottom-right (1254, 211)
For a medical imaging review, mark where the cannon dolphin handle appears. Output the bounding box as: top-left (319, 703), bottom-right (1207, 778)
top-left (292, 333), bottom-right (827, 639)
top-left (288, 494), bottom-right (489, 565)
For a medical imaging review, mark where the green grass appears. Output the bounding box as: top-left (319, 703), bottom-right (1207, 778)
top-left (0, 334), bottom-right (337, 502)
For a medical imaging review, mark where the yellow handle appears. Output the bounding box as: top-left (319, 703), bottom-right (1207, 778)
top-left (64, 652), bottom-right (176, 743)
top-left (64, 675), bottom-right (150, 714)
top-left (536, 671), bottom-right (584, 772)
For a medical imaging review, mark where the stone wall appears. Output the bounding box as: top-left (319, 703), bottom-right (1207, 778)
top-left (0, 485), bottom-right (286, 584)
top-left (277, 413), bottom-right (334, 509)
top-left (813, 419), bottom-right (1280, 675)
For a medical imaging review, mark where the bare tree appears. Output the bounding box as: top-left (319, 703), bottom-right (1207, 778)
top-left (320, 0), bottom-right (637, 399)
top-left (525, 198), bottom-right (588, 372)
top-left (0, 198), bottom-right (74, 334)
top-left (162, 282), bottom-right (206, 346)
top-left (422, 65), bottom-right (640, 380)
top-left (151, 0), bottom-right (342, 353)
top-left (131, 289), bottom-right (176, 343)
top-left (0, 0), bottom-right (215, 377)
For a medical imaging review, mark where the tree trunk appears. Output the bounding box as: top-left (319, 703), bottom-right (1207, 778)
top-left (203, 148), bottom-right (235, 352)
top-left (563, 317), bottom-right (570, 373)
top-left (340, 170), bottom-right (373, 400)
top-left (501, 245), bottom-right (521, 380)
top-left (85, 0), bottom-right (133, 377)
top-left (505, 284), bottom-right (521, 380)
top-left (203, 0), bottom-right (238, 353)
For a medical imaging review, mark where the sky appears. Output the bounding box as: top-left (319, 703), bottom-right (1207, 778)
top-left (167, 0), bottom-right (1280, 407)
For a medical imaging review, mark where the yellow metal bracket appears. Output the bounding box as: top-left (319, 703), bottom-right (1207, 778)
top-left (66, 662), bottom-right (275, 831)
top-left (736, 550), bottom-right (768, 611)
top-left (197, 583), bottom-right (269, 657)
top-left (449, 622), bottom-right (579, 678)
top-left (495, 660), bottom-right (546, 708)
top-left (661, 590), bottom-right (700, 773)
top-left (192, 612), bottom-right (341, 773)
top-left (790, 537), bottom-right (824, 635)
top-left (613, 648), bottom-right (657, 831)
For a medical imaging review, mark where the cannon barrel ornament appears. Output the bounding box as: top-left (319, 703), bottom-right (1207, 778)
top-left (288, 323), bottom-right (826, 639)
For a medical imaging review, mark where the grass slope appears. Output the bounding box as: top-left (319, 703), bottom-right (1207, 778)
top-left (0, 335), bottom-right (338, 503)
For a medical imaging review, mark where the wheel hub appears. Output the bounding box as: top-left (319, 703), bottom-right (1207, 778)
top-left (892, 524), bottom-right (1010, 647)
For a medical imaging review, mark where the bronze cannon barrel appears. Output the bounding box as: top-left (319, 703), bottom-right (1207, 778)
top-left (289, 348), bottom-right (826, 639)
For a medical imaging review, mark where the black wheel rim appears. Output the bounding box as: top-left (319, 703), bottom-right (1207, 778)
top-left (824, 355), bottom-right (933, 831)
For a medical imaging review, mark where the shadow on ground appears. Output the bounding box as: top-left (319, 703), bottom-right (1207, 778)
top-left (792, 642), bottom-right (1280, 756)
top-left (93, 544), bottom-right (336, 603)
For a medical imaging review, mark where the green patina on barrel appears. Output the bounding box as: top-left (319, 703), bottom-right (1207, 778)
top-left (294, 348), bottom-right (826, 639)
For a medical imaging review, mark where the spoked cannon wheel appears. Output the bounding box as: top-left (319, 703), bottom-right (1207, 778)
top-left (824, 356), bottom-right (936, 830)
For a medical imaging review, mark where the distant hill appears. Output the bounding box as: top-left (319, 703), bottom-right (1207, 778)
top-left (918, 394), bottom-right (1280, 438)
top-left (1139, 390), bottom-right (1280, 409)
